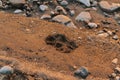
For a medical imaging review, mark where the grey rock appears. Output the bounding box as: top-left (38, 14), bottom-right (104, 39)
top-left (70, 10), bottom-right (75, 16)
top-left (113, 35), bottom-right (119, 40)
top-left (0, 0), bottom-right (3, 8)
top-left (114, 13), bottom-right (120, 20)
top-left (55, 6), bottom-right (67, 15)
top-left (97, 33), bottom-right (109, 38)
top-left (9, 0), bottom-right (26, 5)
top-left (91, 1), bottom-right (98, 7)
top-left (103, 12), bottom-right (112, 17)
top-left (66, 21), bottom-right (77, 28)
top-left (88, 22), bottom-right (98, 28)
top-left (118, 21), bottom-right (120, 25)
top-left (39, 5), bottom-right (48, 12)
top-left (52, 15), bottom-right (76, 28)
top-left (74, 67), bottom-right (89, 79)
top-left (77, 0), bottom-right (91, 7)
top-left (52, 15), bottom-right (71, 24)
top-left (60, 0), bottom-right (68, 6)
top-left (0, 75), bottom-right (8, 80)
top-left (57, 0), bottom-right (62, 2)
top-left (75, 12), bottom-right (92, 22)
top-left (99, 1), bottom-right (120, 12)
top-left (0, 66), bottom-right (13, 75)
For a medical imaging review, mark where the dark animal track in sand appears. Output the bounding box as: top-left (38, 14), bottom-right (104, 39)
top-left (45, 34), bottom-right (78, 53)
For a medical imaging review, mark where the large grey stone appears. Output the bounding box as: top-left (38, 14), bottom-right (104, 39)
top-left (99, 1), bottom-right (120, 12)
top-left (52, 15), bottom-right (76, 28)
top-left (75, 12), bottom-right (92, 22)
top-left (52, 15), bottom-right (71, 24)
top-left (0, 66), bottom-right (13, 75)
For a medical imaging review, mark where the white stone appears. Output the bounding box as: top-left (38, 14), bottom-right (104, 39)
top-left (70, 10), bottom-right (75, 16)
top-left (75, 12), bottom-right (92, 22)
top-left (88, 22), bottom-right (98, 28)
top-left (97, 33), bottom-right (109, 38)
top-left (40, 14), bottom-right (51, 19)
top-left (113, 35), bottom-right (119, 40)
top-left (14, 9), bottom-right (22, 14)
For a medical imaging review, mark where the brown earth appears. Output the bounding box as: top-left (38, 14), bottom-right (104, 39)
top-left (0, 2), bottom-right (120, 79)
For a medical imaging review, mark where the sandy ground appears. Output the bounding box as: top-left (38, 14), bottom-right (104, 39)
top-left (0, 11), bottom-right (120, 80)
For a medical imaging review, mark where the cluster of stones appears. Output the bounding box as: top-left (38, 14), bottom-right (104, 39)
top-left (0, 0), bottom-right (120, 28)
top-left (109, 58), bottom-right (120, 80)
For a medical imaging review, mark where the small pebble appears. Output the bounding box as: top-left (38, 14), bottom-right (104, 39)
top-left (74, 66), bottom-right (89, 79)
top-left (111, 73), bottom-right (117, 78)
top-left (112, 58), bottom-right (118, 64)
top-left (116, 76), bottom-right (120, 80)
top-left (115, 67), bottom-right (120, 73)
top-left (113, 35), bottom-right (119, 40)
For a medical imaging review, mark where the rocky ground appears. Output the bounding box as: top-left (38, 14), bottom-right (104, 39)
top-left (0, 0), bottom-right (120, 80)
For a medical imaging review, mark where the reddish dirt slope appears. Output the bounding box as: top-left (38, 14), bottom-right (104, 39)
top-left (0, 12), bottom-right (120, 80)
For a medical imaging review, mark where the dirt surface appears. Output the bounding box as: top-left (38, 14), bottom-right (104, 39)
top-left (0, 11), bottom-right (120, 80)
